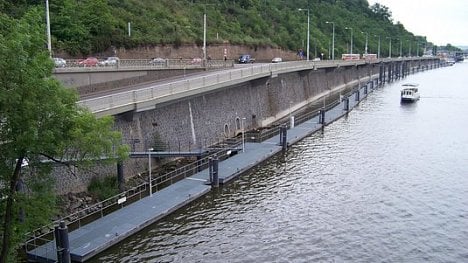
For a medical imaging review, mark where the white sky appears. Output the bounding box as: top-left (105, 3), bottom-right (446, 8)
top-left (368, 0), bottom-right (468, 47)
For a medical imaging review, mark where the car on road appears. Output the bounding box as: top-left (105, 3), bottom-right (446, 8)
top-left (78, 57), bottom-right (98, 67)
top-left (99, 57), bottom-right (120, 66)
top-left (189, 57), bottom-right (202, 64)
top-left (238, 54), bottom-right (255, 63)
top-left (271, 57), bottom-right (283, 63)
top-left (149, 57), bottom-right (166, 66)
top-left (53, 57), bottom-right (66, 68)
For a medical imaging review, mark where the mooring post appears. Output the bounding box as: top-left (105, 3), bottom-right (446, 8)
top-left (196, 155), bottom-right (202, 172)
top-left (208, 157), bottom-right (213, 184)
top-left (281, 125), bottom-right (288, 152)
top-left (387, 64), bottom-right (391, 83)
top-left (212, 158), bottom-right (219, 187)
top-left (55, 221), bottom-right (70, 263)
top-left (319, 108), bottom-right (326, 125)
top-left (379, 65), bottom-right (383, 83)
top-left (279, 126), bottom-right (283, 146)
top-left (54, 226), bottom-right (62, 263)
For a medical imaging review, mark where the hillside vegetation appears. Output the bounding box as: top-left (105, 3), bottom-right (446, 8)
top-left (1, 0), bottom-right (448, 58)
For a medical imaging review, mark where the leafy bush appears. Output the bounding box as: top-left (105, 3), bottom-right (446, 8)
top-left (88, 176), bottom-right (119, 201)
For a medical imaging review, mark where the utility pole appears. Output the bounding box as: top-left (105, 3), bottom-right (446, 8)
top-left (45, 0), bottom-right (52, 56)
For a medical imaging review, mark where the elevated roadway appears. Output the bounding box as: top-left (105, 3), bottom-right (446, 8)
top-left (77, 57), bottom-right (437, 117)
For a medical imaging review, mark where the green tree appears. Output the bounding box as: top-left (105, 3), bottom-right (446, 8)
top-left (0, 9), bottom-right (128, 262)
top-left (370, 3), bottom-right (393, 22)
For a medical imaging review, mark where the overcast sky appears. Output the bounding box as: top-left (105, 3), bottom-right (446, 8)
top-left (368, 0), bottom-right (468, 47)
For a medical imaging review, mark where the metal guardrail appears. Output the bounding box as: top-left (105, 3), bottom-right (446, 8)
top-left (54, 58), bottom-right (234, 70)
top-left (77, 57), bottom-right (437, 116)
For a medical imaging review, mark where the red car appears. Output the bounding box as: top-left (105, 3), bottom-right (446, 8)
top-left (78, 57), bottom-right (98, 67)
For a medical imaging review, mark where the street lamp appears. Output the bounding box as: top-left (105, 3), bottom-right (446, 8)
top-left (386, 37), bottom-right (392, 58)
top-left (298, 8), bottom-right (310, 61)
top-left (408, 40), bottom-right (412, 57)
top-left (241, 118), bottom-right (246, 152)
top-left (345, 27), bottom-right (353, 54)
top-left (416, 41), bottom-right (420, 57)
top-left (325, 21), bottom-right (335, 60)
top-left (148, 148), bottom-right (154, 196)
top-left (399, 38), bottom-right (403, 57)
top-left (375, 35), bottom-right (381, 59)
top-left (200, 3), bottom-right (216, 62)
top-left (45, 0), bottom-right (52, 56)
top-left (203, 12), bottom-right (207, 61)
top-left (361, 31), bottom-right (369, 54)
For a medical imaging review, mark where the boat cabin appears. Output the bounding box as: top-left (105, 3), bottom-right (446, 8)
top-left (401, 83), bottom-right (420, 102)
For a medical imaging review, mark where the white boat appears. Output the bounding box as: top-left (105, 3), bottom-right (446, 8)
top-left (401, 83), bottom-right (420, 102)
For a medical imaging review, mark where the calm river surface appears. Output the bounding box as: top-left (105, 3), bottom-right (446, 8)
top-left (92, 62), bottom-right (468, 262)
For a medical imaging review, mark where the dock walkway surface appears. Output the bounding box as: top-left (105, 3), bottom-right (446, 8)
top-left (27, 83), bottom-right (373, 262)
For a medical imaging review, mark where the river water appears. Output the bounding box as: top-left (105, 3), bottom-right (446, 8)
top-left (92, 62), bottom-right (468, 262)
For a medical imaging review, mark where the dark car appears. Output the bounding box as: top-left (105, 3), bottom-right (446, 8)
top-left (238, 54), bottom-right (255, 63)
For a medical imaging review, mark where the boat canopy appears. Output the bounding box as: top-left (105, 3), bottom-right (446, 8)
top-left (402, 83), bottom-right (419, 87)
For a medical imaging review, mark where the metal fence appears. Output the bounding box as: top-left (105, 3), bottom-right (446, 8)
top-left (55, 58), bottom-right (234, 70)
top-left (24, 136), bottom-right (242, 255)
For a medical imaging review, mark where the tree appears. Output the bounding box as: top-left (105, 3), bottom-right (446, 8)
top-left (0, 9), bottom-right (128, 262)
top-left (370, 3), bottom-right (392, 22)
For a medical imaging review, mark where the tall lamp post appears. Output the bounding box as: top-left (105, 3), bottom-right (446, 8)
top-left (345, 27), bottom-right (353, 54)
top-left (361, 31), bottom-right (369, 54)
top-left (200, 3), bottom-right (216, 62)
top-left (399, 38), bottom-right (403, 57)
top-left (298, 8), bottom-right (310, 61)
top-left (325, 21), bottom-right (335, 60)
top-left (45, 0), bottom-right (52, 56)
top-left (386, 37), bottom-right (392, 58)
top-left (408, 40), bottom-right (412, 57)
top-left (375, 35), bottom-right (381, 59)
top-left (203, 12), bottom-right (207, 61)
top-left (148, 148), bottom-right (154, 196)
top-left (416, 41), bottom-right (420, 57)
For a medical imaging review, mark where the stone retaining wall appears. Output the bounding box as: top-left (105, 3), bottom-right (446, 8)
top-left (53, 60), bottom-right (440, 194)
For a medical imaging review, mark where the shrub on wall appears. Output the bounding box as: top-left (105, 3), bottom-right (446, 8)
top-left (88, 176), bottom-right (119, 201)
